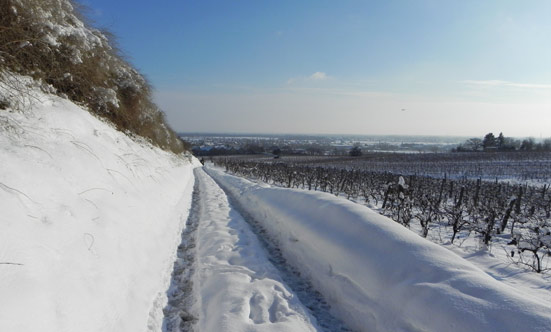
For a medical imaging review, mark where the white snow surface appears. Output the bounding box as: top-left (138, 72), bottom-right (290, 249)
top-left (193, 168), bottom-right (318, 331)
top-left (3, 84), bottom-right (551, 332)
top-left (0, 91), bottom-right (199, 332)
top-left (206, 166), bottom-right (551, 332)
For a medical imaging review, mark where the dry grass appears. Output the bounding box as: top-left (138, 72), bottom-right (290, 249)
top-left (0, 0), bottom-right (186, 153)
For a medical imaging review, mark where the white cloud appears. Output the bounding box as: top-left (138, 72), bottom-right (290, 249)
top-left (462, 80), bottom-right (551, 89)
top-left (310, 71), bottom-right (327, 80)
top-left (286, 72), bottom-right (329, 85)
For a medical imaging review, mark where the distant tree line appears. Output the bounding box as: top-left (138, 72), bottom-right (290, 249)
top-left (454, 133), bottom-right (551, 152)
top-left (192, 143), bottom-right (329, 157)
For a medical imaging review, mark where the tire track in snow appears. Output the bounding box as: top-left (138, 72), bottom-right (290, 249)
top-left (162, 177), bottom-right (200, 332)
top-left (208, 172), bottom-right (354, 332)
top-left (192, 168), bottom-right (319, 331)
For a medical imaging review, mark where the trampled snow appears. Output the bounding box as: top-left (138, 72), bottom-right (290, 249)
top-left (0, 90), bottom-right (198, 331)
top-left (206, 166), bottom-right (551, 332)
top-left (191, 168), bottom-right (318, 331)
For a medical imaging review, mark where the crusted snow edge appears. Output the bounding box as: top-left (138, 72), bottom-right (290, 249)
top-left (145, 173), bottom-right (196, 331)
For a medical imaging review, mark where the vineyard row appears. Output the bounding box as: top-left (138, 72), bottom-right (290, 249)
top-left (214, 159), bottom-right (551, 273)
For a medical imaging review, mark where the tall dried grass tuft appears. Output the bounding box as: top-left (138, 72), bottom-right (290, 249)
top-left (0, 0), bottom-right (186, 153)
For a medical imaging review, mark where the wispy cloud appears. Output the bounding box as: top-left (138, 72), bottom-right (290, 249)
top-left (310, 71), bottom-right (327, 80)
top-left (287, 72), bottom-right (329, 85)
top-left (286, 77), bottom-right (297, 85)
top-left (280, 86), bottom-right (394, 98)
top-left (462, 80), bottom-right (551, 89)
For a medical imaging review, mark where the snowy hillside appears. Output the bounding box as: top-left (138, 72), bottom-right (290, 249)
top-left (0, 88), bottom-right (198, 331)
top-left (2, 86), bottom-right (551, 331)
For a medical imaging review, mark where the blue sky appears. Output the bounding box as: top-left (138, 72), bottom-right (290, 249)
top-left (85, 0), bottom-right (551, 137)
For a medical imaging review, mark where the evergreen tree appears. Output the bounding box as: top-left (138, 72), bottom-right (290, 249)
top-left (482, 133), bottom-right (497, 150)
top-left (349, 144), bottom-right (362, 156)
top-left (497, 132), bottom-right (505, 150)
top-left (520, 138), bottom-right (535, 151)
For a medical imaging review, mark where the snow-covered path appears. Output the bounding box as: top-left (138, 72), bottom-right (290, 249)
top-left (163, 176), bottom-right (201, 331)
top-left (171, 168), bottom-right (326, 331)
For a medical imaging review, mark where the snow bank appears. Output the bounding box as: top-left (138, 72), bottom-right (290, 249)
top-left (206, 167), bottom-right (551, 332)
top-left (0, 91), bottom-right (198, 332)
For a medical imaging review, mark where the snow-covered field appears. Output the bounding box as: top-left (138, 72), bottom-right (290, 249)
top-left (0, 90), bottom-right (198, 332)
top-left (206, 166), bottom-right (551, 332)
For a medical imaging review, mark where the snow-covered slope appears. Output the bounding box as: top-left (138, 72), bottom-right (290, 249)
top-left (0, 91), bottom-right (198, 332)
top-left (206, 166), bottom-right (551, 332)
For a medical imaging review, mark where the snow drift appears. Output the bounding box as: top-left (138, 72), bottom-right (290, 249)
top-left (206, 167), bottom-right (551, 332)
top-left (0, 89), bottom-right (198, 332)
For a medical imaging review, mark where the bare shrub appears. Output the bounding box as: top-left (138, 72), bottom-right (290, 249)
top-left (0, 0), bottom-right (186, 153)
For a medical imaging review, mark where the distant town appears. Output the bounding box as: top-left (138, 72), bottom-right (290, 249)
top-left (181, 133), bottom-right (470, 156)
top-left (181, 133), bottom-right (551, 157)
